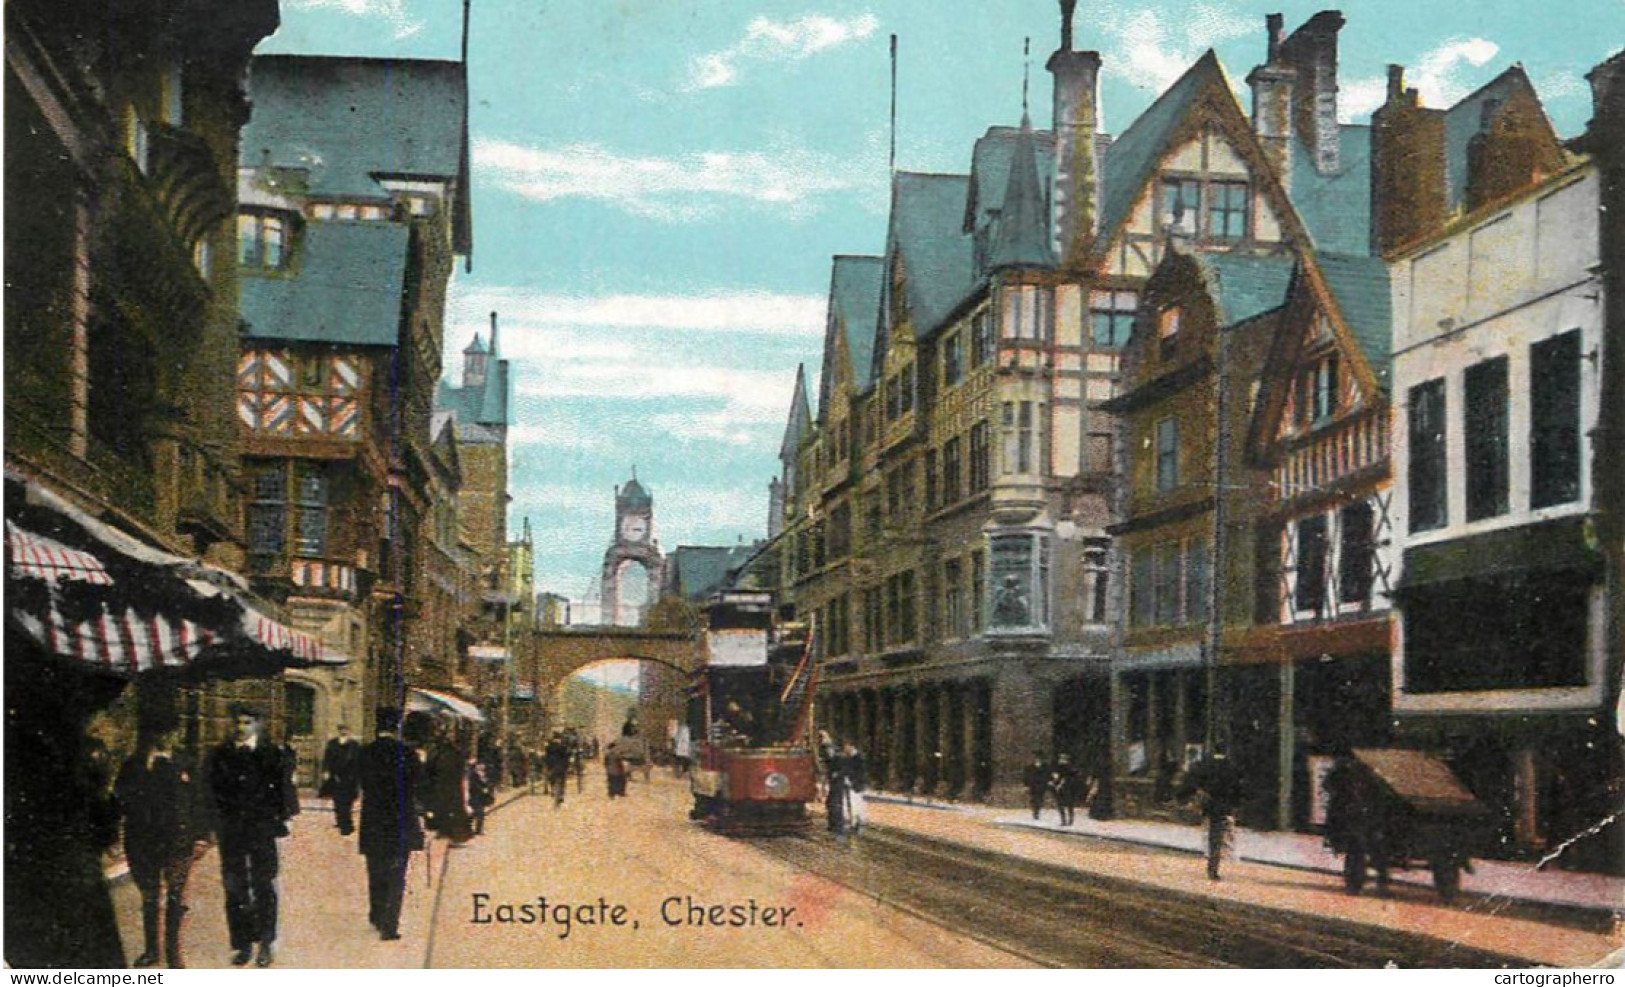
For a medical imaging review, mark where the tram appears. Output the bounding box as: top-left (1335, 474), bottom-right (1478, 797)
top-left (687, 591), bottom-right (818, 833)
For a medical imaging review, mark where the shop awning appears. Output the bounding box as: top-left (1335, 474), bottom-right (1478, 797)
top-left (7, 522), bottom-right (113, 585)
top-left (6, 470), bottom-right (350, 678)
top-left (408, 687), bottom-right (486, 722)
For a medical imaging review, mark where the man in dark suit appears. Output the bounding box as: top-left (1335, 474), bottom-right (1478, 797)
top-left (320, 724), bottom-right (361, 836)
top-left (206, 704), bottom-right (297, 967)
top-left (358, 707), bottom-right (423, 941)
top-left (116, 720), bottom-right (201, 968)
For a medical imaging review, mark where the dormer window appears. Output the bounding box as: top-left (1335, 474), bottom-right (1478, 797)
top-left (238, 210), bottom-right (290, 269)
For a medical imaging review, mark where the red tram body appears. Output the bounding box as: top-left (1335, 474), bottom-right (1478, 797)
top-left (688, 591), bottom-right (818, 834)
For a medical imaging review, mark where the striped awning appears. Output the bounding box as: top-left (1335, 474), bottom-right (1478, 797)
top-left (242, 610), bottom-right (342, 664)
top-left (10, 600), bottom-right (225, 675)
top-left (7, 521), bottom-right (113, 585)
top-left (407, 687), bottom-right (486, 723)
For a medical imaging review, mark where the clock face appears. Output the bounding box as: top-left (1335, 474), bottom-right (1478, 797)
top-left (622, 517), bottom-right (648, 541)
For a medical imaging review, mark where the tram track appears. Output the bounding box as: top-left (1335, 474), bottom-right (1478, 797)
top-left (749, 825), bottom-right (1530, 968)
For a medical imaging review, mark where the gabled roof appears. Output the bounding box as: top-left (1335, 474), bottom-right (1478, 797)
top-left (780, 365), bottom-right (812, 458)
top-left (1195, 252), bottom-right (1297, 326)
top-left (987, 115), bottom-right (1057, 270)
top-left (818, 255), bottom-right (884, 421)
top-left (244, 55), bottom-right (472, 255)
top-left (1443, 66), bottom-right (1558, 212)
top-left (1098, 51), bottom-right (1224, 248)
top-left (880, 172), bottom-right (976, 360)
top-left (240, 221), bottom-right (410, 345)
top-left (667, 545), bottom-right (758, 601)
top-left (1290, 125), bottom-right (1373, 255)
top-left (1315, 253), bottom-right (1393, 387)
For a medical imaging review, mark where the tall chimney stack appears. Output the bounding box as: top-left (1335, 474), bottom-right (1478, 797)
top-left (1369, 64), bottom-right (1448, 255)
top-left (1248, 13), bottom-right (1297, 187)
top-left (1278, 10), bottom-right (1346, 175)
top-left (1048, 0), bottom-right (1101, 265)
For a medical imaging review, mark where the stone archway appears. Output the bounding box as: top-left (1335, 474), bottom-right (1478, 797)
top-left (529, 627), bottom-right (706, 757)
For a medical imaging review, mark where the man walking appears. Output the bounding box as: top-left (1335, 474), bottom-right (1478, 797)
top-left (115, 718), bottom-right (200, 968)
top-left (1050, 754), bottom-right (1084, 827)
top-left (1181, 750), bottom-right (1243, 881)
top-left (319, 725), bottom-right (361, 836)
top-left (206, 704), bottom-right (297, 967)
top-left (543, 731), bottom-right (571, 808)
top-left (358, 708), bottom-right (423, 941)
top-left (1022, 752), bottom-right (1049, 821)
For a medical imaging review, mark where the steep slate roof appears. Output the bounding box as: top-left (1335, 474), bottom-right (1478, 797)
top-left (668, 545), bottom-right (757, 601)
top-left (240, 222), bottom-right (410, 344)
top-left (818, 255), bottom-right (884, 420)
top-left (244, 55), bottom-right (472, 255)
top-left (987, 115), bottom-right (1057, 270)
top-left (1315, 253), bottom-right (1393, 388)
top-left (1098, 51), bottom-right (1221, 247)
top-left (780, 365), bottom-right (812, 458)
top-left (882, 172), bottom-right (976, 355)
top-left (1291, 125), bottom-right (1373, 255)
top-left (1196, 252), bottom-right (1297, 326)
top-left (966, 124), bottom-right (1058, 233)
top-left (436, 335), bottom-right (512, 429)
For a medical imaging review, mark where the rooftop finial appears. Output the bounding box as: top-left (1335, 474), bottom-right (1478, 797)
top-left (1023, 37), bottom-right (1031, 116)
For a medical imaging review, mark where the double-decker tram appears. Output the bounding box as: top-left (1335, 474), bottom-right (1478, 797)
top-left (687, 591), bottom-right (817, 833)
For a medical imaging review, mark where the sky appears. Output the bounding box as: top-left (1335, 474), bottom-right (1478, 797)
top-left (258, 0), bottom-right (1624, 617)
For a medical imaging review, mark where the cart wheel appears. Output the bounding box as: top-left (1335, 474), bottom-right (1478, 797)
top-left (1431, 860), bottom-right (1461, 902)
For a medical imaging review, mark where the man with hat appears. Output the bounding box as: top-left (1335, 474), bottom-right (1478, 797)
top-left (115, 707), bottom-right (202, 968)
top-left (358, 707), bottom-right (423, 941)
top-left (206, 703), bottom-right (297, 967)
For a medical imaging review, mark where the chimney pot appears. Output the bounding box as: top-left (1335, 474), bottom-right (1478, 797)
top-left (1387, 65), bottom-right (1405, 101)
top-left (1266, 14), bottom-right (1284, 61)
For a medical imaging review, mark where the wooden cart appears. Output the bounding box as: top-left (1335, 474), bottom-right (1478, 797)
top-left (1326, 748), bottom-right (1492, 901)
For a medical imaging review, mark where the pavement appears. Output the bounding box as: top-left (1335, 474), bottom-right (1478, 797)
top-left (104, 780), bottom-right (1625, 969)
top-left (857, 792), bottom-right (1625, 968)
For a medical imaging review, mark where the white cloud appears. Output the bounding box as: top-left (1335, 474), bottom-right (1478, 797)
top-left (1341, 38), bottom-right (1502, 120)
top-left (285, 0), bottom-right (422, 39)
top-left (520, 364), bottom-right (796, 425)
top-left (1094, 4), bottom-right (1253, 97)
top-left (686, 13), bottom-right (880, 91)
top-left (474, 139), bottom-right (864, 221)
top-left (450, 288), bottom-right (825, 340)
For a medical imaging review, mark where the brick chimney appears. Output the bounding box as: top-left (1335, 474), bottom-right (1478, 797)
top-left (1369, 65), bottom-right (1448, 255)
top-left (1278, 10), bottom-right (1345, 175)
top-left (1247, 13), bottom-right (1298, 187)
top-left (1464, 78), bottom-right (1568, 212)
top-left (1048, 0), bottom-right (1102, 265)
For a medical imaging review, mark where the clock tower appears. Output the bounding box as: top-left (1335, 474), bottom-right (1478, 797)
top-left (600, 472), bottom-right (665, 625)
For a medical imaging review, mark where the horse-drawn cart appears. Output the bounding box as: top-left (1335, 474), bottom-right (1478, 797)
top-left (1324, 748), bottom-right (1492, 901)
